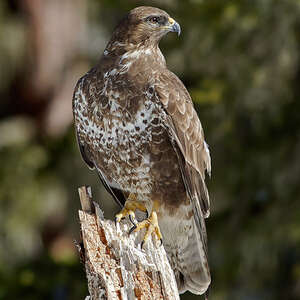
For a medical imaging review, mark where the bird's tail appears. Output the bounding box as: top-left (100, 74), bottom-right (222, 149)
top-left (171, 217), bottom-right (211, 295)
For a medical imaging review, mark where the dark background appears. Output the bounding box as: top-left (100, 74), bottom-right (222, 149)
top-left (0, 0), bottom-right (300, 299)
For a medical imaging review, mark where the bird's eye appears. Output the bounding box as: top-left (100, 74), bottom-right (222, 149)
top-left (148, 16), bottom-right (159, 23)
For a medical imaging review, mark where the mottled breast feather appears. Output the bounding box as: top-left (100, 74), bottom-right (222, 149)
top-left (72, 48), bottom-right (187, 207)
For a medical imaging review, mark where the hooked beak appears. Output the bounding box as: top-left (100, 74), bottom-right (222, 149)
top-left (168, 17), bottom-right (181, 36)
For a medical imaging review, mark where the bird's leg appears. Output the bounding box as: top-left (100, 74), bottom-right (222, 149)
top-left (129, 201), bottom-right (162, 248)
top-left (115, 193), bottom-right (147, 224)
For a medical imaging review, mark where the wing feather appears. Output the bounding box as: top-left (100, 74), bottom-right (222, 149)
top-left (156, 70), bottom-right (211, 219)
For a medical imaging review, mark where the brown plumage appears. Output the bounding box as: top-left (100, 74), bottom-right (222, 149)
top-left (72, 6), bottom-right (211, 295)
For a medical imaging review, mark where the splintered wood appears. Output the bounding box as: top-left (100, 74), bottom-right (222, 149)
top-left (77, 186), bottom-right (180, 300)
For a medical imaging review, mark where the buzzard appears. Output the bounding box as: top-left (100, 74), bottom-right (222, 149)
top-left (73, 6), bottom-right (211, 295)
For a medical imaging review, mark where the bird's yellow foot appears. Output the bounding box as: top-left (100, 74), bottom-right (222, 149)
top-left (129, 211), bottom-right (163, 249)
top-left (115, 194), bottom-right (148, 225)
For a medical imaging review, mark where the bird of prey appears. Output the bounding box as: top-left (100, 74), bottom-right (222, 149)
top-left (73, 6), bottom-right (211, 295)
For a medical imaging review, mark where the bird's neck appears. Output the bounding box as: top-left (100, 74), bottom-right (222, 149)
top-left (103, 41), bottom-right (166, 68)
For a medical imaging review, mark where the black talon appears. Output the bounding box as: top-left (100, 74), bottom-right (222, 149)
top-left (129, 225), bottom-right (137, 235)
top-left (129, 214), bottom-right (136, 226)
top-left (114, 217), bottom-right (118, 226)
top-left (141, 240), bottom-right (145, 249)
top-left (159, 239), bottom-right (163, 247)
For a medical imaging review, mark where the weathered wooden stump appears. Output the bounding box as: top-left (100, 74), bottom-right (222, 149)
top-left (77, 186), bottom-right (180, 300)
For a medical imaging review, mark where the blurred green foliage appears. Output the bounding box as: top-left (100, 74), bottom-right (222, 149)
top-left (0, 0), bottom-right (300, 299)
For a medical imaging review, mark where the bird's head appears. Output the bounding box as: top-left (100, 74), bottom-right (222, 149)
top-left (110, 6), bottom-right (181, 47)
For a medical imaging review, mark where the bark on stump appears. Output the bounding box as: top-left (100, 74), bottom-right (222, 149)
top-left (77, 186), bottom-right (180, 300)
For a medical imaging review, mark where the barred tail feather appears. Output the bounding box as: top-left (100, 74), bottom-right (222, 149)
top-left (175, 218), bottom-right (211, 295)
top-left (160, 210), bottom-right (211, 295)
